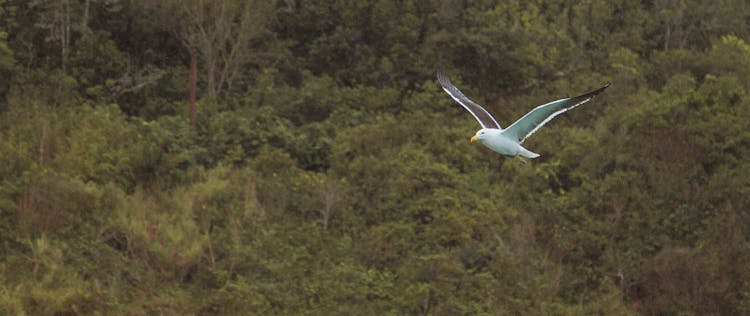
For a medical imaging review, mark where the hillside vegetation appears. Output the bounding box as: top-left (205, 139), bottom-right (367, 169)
top-left (1, 0), bottom-right (750, 314)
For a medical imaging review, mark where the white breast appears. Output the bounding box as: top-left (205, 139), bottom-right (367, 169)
top-left (481, 134), bottom-right (520, 156)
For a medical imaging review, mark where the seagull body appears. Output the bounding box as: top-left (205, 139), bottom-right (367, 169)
top-left (471, 128), bottom-right (540, 158)
top-left (437, 70), bottom-right (609, 160)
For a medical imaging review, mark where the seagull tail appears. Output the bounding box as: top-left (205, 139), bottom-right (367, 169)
top-left (518, 147), bottom-right (540, 159)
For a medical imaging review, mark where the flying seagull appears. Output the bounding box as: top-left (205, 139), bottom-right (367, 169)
top-left (437, 70), bottom-right (609, 162)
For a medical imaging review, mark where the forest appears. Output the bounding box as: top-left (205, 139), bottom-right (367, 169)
top-left (1, 0), bottom-right (750, 314)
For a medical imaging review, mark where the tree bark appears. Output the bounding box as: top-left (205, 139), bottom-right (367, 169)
top-left (189, 45), bottom-right (197, 128)
top-left (81, 0), bottom-right (90, 34)
top-left (61, 0), bottom-right (70, 73)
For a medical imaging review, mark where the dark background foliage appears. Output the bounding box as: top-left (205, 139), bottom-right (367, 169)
top-left (1, 0), bottom-right (750, 314)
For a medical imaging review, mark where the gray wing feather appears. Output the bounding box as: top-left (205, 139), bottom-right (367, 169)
top-left (437, 70), bottom-right (501, 129)
top-left (502, 83), bottom-right (610, 143)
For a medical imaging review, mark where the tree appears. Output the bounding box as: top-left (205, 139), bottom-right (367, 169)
top-left (138, 0), bottom-right (276, 127)
top-left (29, 0), bottom-right (73, 72)
top-left (184, 0), bottom-right (276, 100)
top-left (0, 2), bottom-right (14, 102)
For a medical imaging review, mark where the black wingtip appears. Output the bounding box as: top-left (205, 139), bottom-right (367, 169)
top-left (436, 69), bottom-right (452, 87)
top-left (567, 82), bottom-right (610, 102)
top-left (436, 69), bottom-right (447, 81)
top-left (598, 82), bottom-right (611, 94)
top-left (584, 82), bottom-right (610, 97)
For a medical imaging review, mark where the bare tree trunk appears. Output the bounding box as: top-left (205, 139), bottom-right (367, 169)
top-left (189, 45), bottom-right (197, 128)
top-left (206, 52), bottom-right (216, 99)
top-left (61, 0), bottom-right (70, 73)
top-left (317, 177), bottom-right (343, 231)
top-left (81, 0), bottom-right (90, 34)
top-left (39, 120), bottom-right (48, 166)
top-left (421, 292), bottom-right (431, 316)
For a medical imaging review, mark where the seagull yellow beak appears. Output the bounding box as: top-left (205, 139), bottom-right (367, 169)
top-left (470, 135), bottom-right (478, 142)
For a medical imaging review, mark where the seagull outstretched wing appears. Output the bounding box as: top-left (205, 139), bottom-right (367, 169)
top-left (437, 70), bottom-right (502, 129)
top-left (502, 83), bottom-right (610, 143)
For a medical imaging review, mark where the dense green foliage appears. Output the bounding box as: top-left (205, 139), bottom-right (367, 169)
top-left (1, 0), bottom-right (750, 314)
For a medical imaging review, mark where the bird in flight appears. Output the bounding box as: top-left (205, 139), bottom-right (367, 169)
top-left (437, 70), bottom-right (609, 162)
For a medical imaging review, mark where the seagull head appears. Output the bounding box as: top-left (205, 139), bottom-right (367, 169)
top-left (470, 128), bottom-right (499, 142)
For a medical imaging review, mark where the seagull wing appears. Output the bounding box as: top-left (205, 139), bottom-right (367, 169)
top-left (437, 70), bottom-right (501, 129)
top-left (502, 83), bottom-right (610, 143)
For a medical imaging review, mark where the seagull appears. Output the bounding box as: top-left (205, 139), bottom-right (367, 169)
top-left (437, 70), bottom-right (609, 162)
